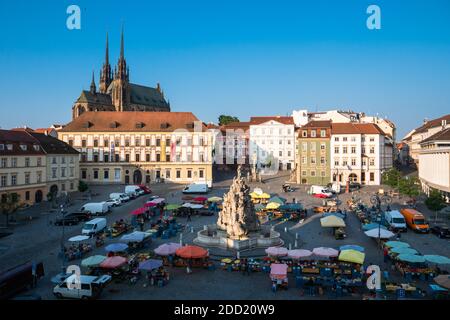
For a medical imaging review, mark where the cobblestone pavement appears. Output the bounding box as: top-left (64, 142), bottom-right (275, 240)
top-left (1, 169), bottom-right (449, 300)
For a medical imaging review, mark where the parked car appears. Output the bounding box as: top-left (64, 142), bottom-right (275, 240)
top-left (81, 218), bottom-right (107, 236)
top-left (138, 185), bottom-right (152, 194)
top-left (80, 202), bottom-right (110, 216)
top-left (54, 214), bottom-right (81, 226)
top-left (109, 193), bottom-right (130, 203)
top-left (67, 211), bottom-right (93, 222)
top-left (384, 210), bottom-right (407, 232)
top-left (105, 199), bottom-right (121, 208)
top-left (182, 183), bottom-right (209, 194)
top-left (400, 208), bottom-right (430, 233)
top-left (0, 261), bottom-right (45, 300)
top-left (125, 185), bottom-right (142, 198)
top-left (430, 225), bottom-right (450, 239)
top-left (53, 274), bottom-right (111, 300)
top-left (313, 193), bottom-right (331, 199)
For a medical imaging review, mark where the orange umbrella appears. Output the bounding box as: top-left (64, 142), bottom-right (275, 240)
top-left (176, 245), bottom-right (208, 259)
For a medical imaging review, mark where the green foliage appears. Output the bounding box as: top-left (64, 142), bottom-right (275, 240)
top-left (218, 115), bottom-right (239, 126)
top-left (0, 193), bottom-right (21, 227)
top-left (78, 180), bottom-right (89, 193)
top-left (425, 189), bottom-right (446, 212)
top-left (398, 176), bottom-right (420, 198)
top-left (382, 168), bottom-right (402, 188)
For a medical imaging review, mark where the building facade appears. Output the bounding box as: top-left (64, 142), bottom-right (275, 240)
top-left (418, 128), bottom-right (450, 202)
top-left (296, 121), bottom-right (331, 185)
top-left (330, 123), bottom-right (393, 186)
top-left (59, 111), bottom-right (213, 187)
top-left (249, 117), bottom-right (296, 171)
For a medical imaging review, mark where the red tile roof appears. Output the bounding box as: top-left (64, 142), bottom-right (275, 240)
top-left (414, 114), bottom-right (450, 134)
top-left (249, 116), bottom-right (294, 125)
top-left (331, 123), bottom-right (385, 135)
top-left (420, 127), bottom-right (450, 144)
top-left (302, 120), bottom-right (332, 128)
top-left (60, 111), bottom-right (207, 132)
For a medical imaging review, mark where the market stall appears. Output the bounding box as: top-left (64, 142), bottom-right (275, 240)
top-left (99, 256), bottom-right (129, 281)
top-left (175, 245), bottom-right (210, 272)
top-left (154, 242), bottom-right (182, 266)
top-left (139, 259), bottom-right (169, 287)
top-left (120, 231), bottom-right (152, 250)
top-left (108, 219), bottom-right (132, 238)
top-left (270, 263), bottom-right (288, 291)
top-left (105, 243), bottom-right (129, 256)
top-left (65, 235), bottom-right (93, 261)
top-left (265, 246), bottom-right (288, 258)
top-left (320, 215), bottom-right (346, 239)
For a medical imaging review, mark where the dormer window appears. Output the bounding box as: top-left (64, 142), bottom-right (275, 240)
top-left (82, 121), bottom-right (92, 128)
top-left (135, 122), bottom-right (145, 129)
top-left (33, 145), bottom-right (40, 151)
top-left (6, 144), bottom-right (13, 150)
top-left (0, 144), bottom-right (4, 151)
top-left (186, 122), bottom-right (194, 129)
top-left (160, 122), bottom-right (170, 129)
top-left (110, 121), bottom-right (119, 128)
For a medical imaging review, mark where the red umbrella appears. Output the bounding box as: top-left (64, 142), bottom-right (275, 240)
top-left (131, 207), bottom-right (146, 215)
top-left (144, 202), bottom-right (156, 208)
top-left (99, 256), bottom-right (127, 269)
top-left (193, 196), bottom-right (208, 202)
top-left (176, 245), bottom-right (208, 259)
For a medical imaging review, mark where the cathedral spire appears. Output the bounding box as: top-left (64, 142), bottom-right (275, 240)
top-left (99, 32), bottom-right (112, 93)
top-left (105, 32), bottom-right (109, 66)
top-left (90, 71), bottom-right (96, 94)
top-left (120, 24), bottom-right (124, 60)
top-left (115, 24), bottom-right (128, 81)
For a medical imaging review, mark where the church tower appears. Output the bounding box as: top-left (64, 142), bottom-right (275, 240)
top-left (111, 27), bottom-right (130, 111)
top-left (99, 33), bottom-right (112, 93)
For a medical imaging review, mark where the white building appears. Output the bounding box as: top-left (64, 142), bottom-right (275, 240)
top-left (249, 116), bottom-right (295, 171)
top-left (418, 128), bottom-right (450, 202)
top-left (330, 123), bottom-right (393, 186)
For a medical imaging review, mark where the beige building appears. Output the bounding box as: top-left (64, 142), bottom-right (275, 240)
top-left (58, 111), bottom-right (213, 187)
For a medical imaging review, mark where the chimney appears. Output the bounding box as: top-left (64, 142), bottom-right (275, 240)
top-left (442, 119), bottom-right (447, 128)
top-left (423, 118), bottom-right (428, 125)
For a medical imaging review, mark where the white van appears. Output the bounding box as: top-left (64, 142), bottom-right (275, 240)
top-left (125, 185), bottom-right (141, 198)
top-left (109, 193), bottom-right (130, 203)
top-left (53, 274), bottom-right (111, 300)
top-left (80, 202), bottom-right (110, 215)
top-left (82, 218), bottom-right (107, 236)
top-left (310, 185), bottom-right (333, 197)
top-left (328, 183), bottom-right (341, 194)
top-left (182, 183), bottom-right (209, 194)
top-left (384, 210), bottom-right (407, 232)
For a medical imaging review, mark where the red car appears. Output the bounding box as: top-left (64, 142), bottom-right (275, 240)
top-left (138, 185), bottom-right (152, 194)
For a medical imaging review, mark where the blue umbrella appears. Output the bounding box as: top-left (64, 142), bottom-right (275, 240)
top-left (384, 241), bottom-right (410, 248)
top-left (340, 245), bottom-right (365, 252)
top-left (362, 223), bottom-right (387, 231)
top-left (424, 255), bottom-right (450, 265)
top-left (397, 254), bottom-right (426, 263)
top-left (105, 243), bottom-right (128, 253)
top-left (121, 231), bottom-right (147, 243)
top-left (390, 247), bottom-right (418, 255)
top-left (138, 259), bottom-right (163, 271)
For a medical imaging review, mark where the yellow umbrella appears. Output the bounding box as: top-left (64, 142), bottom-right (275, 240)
top-left (260, 193), bottom-right (271, 199)
top-left (208, 196), bottom-right (222, 202)
top-left (266, 202), bottom-right (281, 210)
top-left (221, 258), bottom-right (232, 264)
top-left (320, 215), bottom-right (346, 228)
top-left (250, 192), bottom-right (260, 198)
top-left (338, 249), bottom-right (365, 265)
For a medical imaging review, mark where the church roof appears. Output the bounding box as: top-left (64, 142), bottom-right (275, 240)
top-left (128, 83), bottom-right (168, 108)
top-left (76, 91), bottom-right (112, 105)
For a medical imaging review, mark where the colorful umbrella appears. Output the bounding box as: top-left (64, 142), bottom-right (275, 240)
top-left (253, 188), bottom-right (263, 195)
top-left (182, 195), bottom-right (194, 201)
top-left (384, 241), bottom-right (410, 248)
top-left (193, 196), bottom-right (208, 202)
top-left (144, 202), bottom-right (157, 208)
top-left (362, 223), bottom-right (387, 231)
top-left (266, 202), bottom-right (281, 210)
top-left (424, 255), bottom-right (450, 264)
top-left (338, 249), bottom-right (365, 265)
top-left (265, 246), bottom-right (288, 257)
top-left (81, 255), bottom-right (106, 268)
top-left (131, 207), bottom-right (146, 215)
top-left (320, 215), bottom-right (346, 228)
top-left (390, 247), bottom-right (419, 255)
top-left (138, 259), bottom-right (163, 271)
top-left (150, 198), bottom-right (165, 204)
top-left (254, 203), bottom-right (265, 212)
top-left (208, 196), bottom-right (222, 202)
top-left (99, 256), bottom-right (127, 269)
top-left (260, 193), bottom-right (271, 199)
top-left (164, 204), bottom-right (182, 211)
top-left (270, 263), bottom-right (288, 279)
top-left (364, 228), bottom-right (395, 239)
top-left (279, 203), bottom-right (303, 211)
top-left (120, 231), bottom-right (148, 243)
top-left (434, 275), bottom-right (450, 289)
top-left (105, 243), bottom-right (128, 252)
top-left (176, 245), bottom-right (208, 259)
top-left (68, 235), bottom-right (90, 242)
top-left (396, 254), bottom-right (426, 263)
top-left (313, 247), bottom-right (339, 258)
top-left (339, 245), bottom-right (365, 252)
top-left (287, 249), bottom-right (312, 259)
top-left (154, 242), bottom-right (181, 256)
top-left (268, 196), bottom-right (286, 205)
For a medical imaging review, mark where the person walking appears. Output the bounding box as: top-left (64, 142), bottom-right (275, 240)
top-left (383, 246), bottom-right (389, 264)
top-left (187, 210), bottom-right (192, 222)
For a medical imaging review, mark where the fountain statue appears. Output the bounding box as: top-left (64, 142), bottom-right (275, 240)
top-left (217, 165), bottom-right (260, 239)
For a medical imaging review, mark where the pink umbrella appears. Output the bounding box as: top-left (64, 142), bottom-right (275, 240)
top-left (99, 256), bottom-right (127, 269)
top-left (270, 263), bottom-right (288, 279)
top-left (144, 202), bottom-right (156, 208)
top-left (154, 242), bottom-right (182, 256)
top-left (312, 247), bottom-right (339, 258)
top-left (265, 246), bottom-right (288, 257)
top-left (193, 196), bottom-right (208, 202)
top-left (131, 207), bottom-right (146, 215)
top-left (288, 249), bottom-right (313, 259)
top-left (149, 198), bottom-right (165, 204)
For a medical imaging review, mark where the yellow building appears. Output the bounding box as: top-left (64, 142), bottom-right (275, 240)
top-left (58, 111), bottom-right (213, 187)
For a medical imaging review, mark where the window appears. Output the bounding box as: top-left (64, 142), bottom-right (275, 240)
top-left (156, 138), bottom-right (161, 147)
top-left (176, 137), bottom-right (181, 146)
top-left (362, 147), bottom-right (366, 154)
top-left (68, 139), bottom-right (74, 146)
top-left (310, 170), bottom-right (316, 177)
top-left (115, 154), bottom-right (120, 162)
top-left (166, 169), bottom-right (171, 179)
top-left (135, 137), bottom-right (141, 146)
top-left (25, 191), bottom-right (30, 201)
top-left (11, 174), bottom-right (17, 186)
top-left (52, 157), bottom-right (57, 164)
top-left (125, 138), bottom-right (130, 147)
top-left (104, 139), bottom-right (109, 147)
top-left (342, 159), bottom-right (348, 166)
top-left (311, 157), bottom-right (316, 164)
top-left (302, 170), bottom-right (307, 176)
top-left (370, 172), bottom-right (375, 181)
top-left (146, 138), bottom-right (151, 146)
top-left (311, 130), bottom-right (316, 138)
top-left (187, 170), bottom-right (192, 178)
top-left (1, 158), bottom-right (7, 168)
top-left (351, 137), bottom-right (356, 142)
top-left (287, 129), bottom-right (291, 135)
top-left (25, 158), bottom-right (30, 167)
top-left (320, 143), bottom-right (326, 151)
top-left (135, 154), bottom-right (140, 162)
top-left (1, 175), bottom-right (6, 187)
top-left (302, 156), bottom-right (307, 164)
top-left (176, 170), bottom-right (181, 179)
top-left (81, 139), bottom-right (86, 147)
top-left (94, 139), bottom-right (98, 147)
top-left (343, 137), bottom-right (347, 142)
top-left (156, 154), bottom-right (161, 162)
top-left (70, 167), bottom-right (74, 177)
top-left (302, 143), bottom-right (307, 151)
top-left (343, 146), bottom-right (347, 154)
top-left (12, 158), bottom-right (17, 167)
top-left (37, 172), bottom-right (42, 183)
top-left (115, 138), bottom-right (120, 147)
top-left (104, 154), bottom-right (109, 162)
top-left (61, 183), bottom-right (65, 191)
top-left (288, 151), bottom-right (291, 157)
top-left (369, 158), bottom-right (375, 166)
top-left (321, 171), bottom-right (326, 177)
top-left (334, 159), bottom-right (339, 166)
top-left (199, 169), bottom-right (204, 178)
top-left (93, 170), bottom-right (99, 179)
top-left (52, 168), bottom-right (57, 178)
top-left (334, 137), bottom-right (339, 142)
top-left (310, 143), bottom-right (316, 152)
top-left (320, 157), bottom-right (325, 165)
top-left (81, 170), bottom-right (87, 179)
top-left (302, 130), bottom-right (307, 137)
top-left (351, 146), bottom-right (356, 154)
top-left (370, 146), bottom-right (375, 154)
top-left (279, 140), bottom-right (282, 145)
top-left (70, 182), bottom-right (74, 190)
top-left (279, 151), bottom-right (282, 157)
top-left (370, 137), bottom-right (375, 142)
top-left (70, 157), bottom-right (74, 164)
top-left (37, 157), bottom-right (41, 166)
top-left (20, 144), bottom-right (27, 151)
top-left (0, 144), bottom-right (3, 151)
top-left (362, 159), bottom-right (367, 166)
top-left (166, 138), bottom-right (171, 146)
top-left (334, 146), bottom-right (339, 154)
top-left (61, 168), bottom-right (66, 178)
top-left (320, 130), bottom-right (326, 137)
top-left (125, 154), bottom-right (130, 162)
top-left (351, 158), bottom-right (356, 166)
top-left (104, 170), bottom-right (109, 180)
top-left (287, 140), bottom-right (291, 145)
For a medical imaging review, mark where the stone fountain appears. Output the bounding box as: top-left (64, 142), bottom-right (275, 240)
top-left (194, 166), bottom-right (283, 251)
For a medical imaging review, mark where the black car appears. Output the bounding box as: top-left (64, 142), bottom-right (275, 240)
top-left (67, 211), bottom-right (92, 222)
top-left (430, 225), bottom-right (450, 239)
top-left (53, 212), bottom-right (91, 226)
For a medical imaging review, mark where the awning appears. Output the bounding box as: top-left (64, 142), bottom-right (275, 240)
top-left (99, 256), bottom-right (127, 269)
top-left (270, 263), bottom-right (288, 279)
top-left (176, 245), bottom-right (208, 259)
top-left (320, 215), bottom-right (346, 228)
top-left (338, 249), bottom-right (365, 264)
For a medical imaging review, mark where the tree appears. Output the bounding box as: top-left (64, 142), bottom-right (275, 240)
top-left (398, 176), bottom-right (421, 199)
top-left (78, 180), bottom-right (89, 193)
top-left (425, 189), bottom-right (446, 212)
top-left (382, 168), bottom-right (402, 188)
top-left (0, 193), bottom-right (21, 227)
top-left (218, 115), bottom-right (239, 126)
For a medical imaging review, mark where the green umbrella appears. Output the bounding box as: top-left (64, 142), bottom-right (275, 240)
top-left (384, 241), bottom-right (410, 248)
top-left (424, 255), bottom-right (450, 265)
top-left (164, 204), bottom-right (182, 211)
top-left (254, 203), bottom-right (265, 212)
top-left (81, 255), bottom-right (106, 268)
top-left (397, 254), bottom-right (426, 263)
top-left (390, 247), bottom-right (418, 255)
top-left (268, 196), bottom-right (286, 205)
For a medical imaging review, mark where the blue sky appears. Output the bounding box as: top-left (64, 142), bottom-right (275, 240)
top-left (0, 0), bottom-right (450, 138)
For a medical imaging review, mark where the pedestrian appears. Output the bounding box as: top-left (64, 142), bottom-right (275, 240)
top-left (396, 231), bottom-right (401, 241)
top-left (383, 246), bottom-right (389, 263)
top-left (187, 211), bottom-right (192, 222)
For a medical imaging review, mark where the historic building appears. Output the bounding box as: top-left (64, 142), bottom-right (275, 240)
top-left (72, 31), bottom-right (170, 120)
top-left (296, 121), bottom-right (332, 185)
top-left (0, 129), bottom-right (79, 206)
top-left (58, 111), bottom-right (213, 187)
